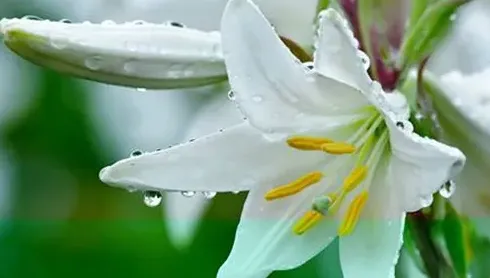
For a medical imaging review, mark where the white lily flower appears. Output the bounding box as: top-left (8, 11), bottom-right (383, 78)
top-left (428, 0), bottom-right (490, 239)
top-left (99, 0), bottom-right (465, 277)
top-left (426, 69), bottom-right (490, 238)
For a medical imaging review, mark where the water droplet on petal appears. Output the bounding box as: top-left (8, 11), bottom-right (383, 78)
top-left (143, 191), bottom-right (162, 207)
top-left (227, 90), bottom-right (235, 100)
top-left (59, 18), bottom-right (72, 23)
top-left (136, 88), bottom-right (147, 92)
top-left (203, 191), bottom-right (217, 199)
top-left (181, 191), bottom-right (196, 198)
top-left (420, 195), bottom-right (433, 208)
top-left (439, 180), bottom-right (456, 198)
top-left (132, 20), bottom-right (147, 25)
top-left (169, 21), bottom-right (185, 28)
top-left (85, 56), bottom-right (103, 70)
top-left (101, 20), bottom-right (116, 25)
top-left (232, 191), bottom-right (240, 194)
top-left (252, 95), bottom-right (263, 102)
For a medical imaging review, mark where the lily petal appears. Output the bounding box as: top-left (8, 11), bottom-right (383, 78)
top-left (425, 70), bottom-right (490, 238)
top-left (0, 18), bottom-right (227, 89)
top-left (386, 117), bottom-right (466, 211)
top-left (314, 9), bottom-right (373, 93)
top-left (218, 177), bottom-right (337, 278)
top-left (164, 92), bottom-right (243, 249)
top-left (428, 0), bottom-right (490, 75)
top-left (340, 155), bottom-right (405, 278)
top-left (99, 122), bottom-right (327, 193)
top-left (221, 0), bottom-right (368, 134)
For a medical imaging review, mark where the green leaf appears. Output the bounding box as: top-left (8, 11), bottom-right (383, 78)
top-left (399, 0), bottom-right (467, 71)
top-left (316, 0), bottom-right (331, 14)
top-left (442, 202), bottom-right (469, 277)
top-left (407, 0), bottom-right (432, 32)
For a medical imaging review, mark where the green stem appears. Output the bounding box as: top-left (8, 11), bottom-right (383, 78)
top-left (407, 212), bottom-right (457, 278)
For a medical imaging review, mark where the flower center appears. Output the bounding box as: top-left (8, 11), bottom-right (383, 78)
top-left (263, 112), bottom-right (389, 237)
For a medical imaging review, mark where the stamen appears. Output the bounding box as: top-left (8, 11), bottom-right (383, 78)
top-left (293, 210), bottom-right (323, 235)
top-left (321, 142), bottom-right (356, 154)
top-left (264, 172), bottom-right (323, 201)
top-left (342, 166), bottom-right (368, 192)
top-left (338, 191), bottom-right (369, 236)
top-left (287, 136), bottom-right (333, 151)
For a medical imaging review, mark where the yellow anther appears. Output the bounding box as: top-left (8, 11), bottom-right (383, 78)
top-left (287, 136), bottom-right (334, 151)
top-left (265, 172), bottom-right (323, 201)
top-left (338, 191), bottom-right (369, 236)
top-left (321, 142), bottom-right (356, 154)
top-left (342, 166), bottom-right (368, 192)
top-left (293, 210), bottom-right (323, 235)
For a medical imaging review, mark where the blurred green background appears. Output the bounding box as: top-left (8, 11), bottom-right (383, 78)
top-left (0, 1), bottom-right (342, 277)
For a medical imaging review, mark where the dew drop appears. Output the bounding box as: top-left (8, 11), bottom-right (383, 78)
top-left (143, 191), bottom-right (162, 207)
top-left (22, 15), bottom-right (43, 21)
top-left (232, 191), bottom-right (240, 194)
top-left (130, 150), bottom-right (143, 157)
top-left (59, 18), bottom-right (72, 23)
top-left (203, 191), bottom-right (217, 199)
top-left (450, 13), bottom-right (457, 21)
top-left (85, 56), bottom-right (103, 70)
top-left (101, 20), bottom-right (116, 25)
top-left (252, 95), bottom-right (263, 102)
top-left (136, 88), bottom-right (147, 92)
top-left (181, 191), bottom-right (196, 198)
top-left (420, 195), bottom-right (433, 208)
top-left (132, 20), bottom-right (147, 25)
top-left (439, 180), bottom-right (456, 198)
top-left (50, 35), bottom-right (68, 49)
top-left (227, 90), bottom-right (235, 100)
top-left (169, 21), bottom-right (185, 28)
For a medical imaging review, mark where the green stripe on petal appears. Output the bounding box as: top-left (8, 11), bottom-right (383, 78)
top-left (0, 18), bottom-right (227, 89)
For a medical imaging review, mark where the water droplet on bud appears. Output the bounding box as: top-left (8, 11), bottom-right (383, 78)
top-left (130, 150), bottom-right (143, 157)
top-left (85, 56), bottom-right (103, 70)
